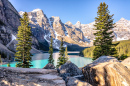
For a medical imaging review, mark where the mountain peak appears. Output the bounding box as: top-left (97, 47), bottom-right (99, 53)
top-left (32, 9), bottom-right (42, 12)
top-left (75, 21), bottom-right (81, 25)
top-left (50, 16), bottom-right (61, 22)
top-left (65, 21), bottom-right (72, 25)
top-left (117, 17), bottom-right (129, 23)
top-left (19, 11), bottom-right (25, 17)
top-left (120, 17), bottom-right (126, 21)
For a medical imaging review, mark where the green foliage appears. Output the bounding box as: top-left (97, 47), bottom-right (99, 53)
top-left (7, 63), bottom-right (10, 67)
top-left (82, 40), bottom-right (130, 58)
top-left (118, 54), bottom-right (128, 60)
top-left (93, 2), bottom-right (117, 60)
top-left (0, 55), bottom-right (2, 64)
top-left (57, 38), bottom-right (67, 68)
top-left (15, 12), bottom-right (32, 68)
top-left (48, 37), bottom-right (54, 64)
top-left (64, 47), bottom-right (69, 62)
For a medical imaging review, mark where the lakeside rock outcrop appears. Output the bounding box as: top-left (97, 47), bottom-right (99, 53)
top-left (0, 56), bottom-right (130, 86)
top-left (58, 61), bottom-right (82, 80)
top-left (82, 56), bottom-right (130, 86)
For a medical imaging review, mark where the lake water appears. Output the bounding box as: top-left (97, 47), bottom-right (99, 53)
top-left (0, 52), bottom-right (92, 68)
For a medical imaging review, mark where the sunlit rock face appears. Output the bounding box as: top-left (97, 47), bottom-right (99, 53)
top-left (113, 18), bottom-right (130, 41)
top-left (0, 0), bottom-right (129, 52)
top-left (82, 56), bottom-right (130, 86)
top-left (122, 57), bottom-right (130, 70)
top-left (20, 8), bottom-right (130, 49)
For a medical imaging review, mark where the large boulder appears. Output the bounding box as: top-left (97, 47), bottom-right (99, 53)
top-left (122, 57), bottom-right (130, 70)
top-left (82, 56), bottom-right (130, 86)
top-left (58, 61), bottom-right (82, 79)
top-left (43, 63), bottom-right (55, 69)
top-left (66, 77), bottom-right (92, 86)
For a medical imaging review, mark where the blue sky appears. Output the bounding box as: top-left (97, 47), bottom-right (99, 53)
top-left (9, 0), bottom-right (130, 24)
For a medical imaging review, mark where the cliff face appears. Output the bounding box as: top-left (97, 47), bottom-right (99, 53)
top-left (0, 0), bottom-right (21, 58)
top-left (0, 0), bottom-right (20, 34)
top-left (0, 0), bottom-right (42, 61)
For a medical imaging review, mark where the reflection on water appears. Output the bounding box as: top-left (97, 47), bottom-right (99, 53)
top-left (0, 52), bottom-right (92, 68)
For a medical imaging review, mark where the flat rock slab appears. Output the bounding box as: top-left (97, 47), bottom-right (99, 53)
top-left (0, 67), bottom-right (65, 86)
top-left (0, 67), bottom-right (57, 74)
top-left (36, 74), bottom-right (62, 80)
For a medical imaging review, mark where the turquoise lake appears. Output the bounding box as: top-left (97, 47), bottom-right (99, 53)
top-left (0, 52), bottom-right (92, 68)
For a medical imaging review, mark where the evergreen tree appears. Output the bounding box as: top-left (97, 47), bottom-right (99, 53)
top-left (57, 38), bottom-right (66, 68)
top-left (0, 55), bottom-right (2, 65)
top-left (15, 12), bottom-right (32, 68)
top-left (48, 37), bottom-right (54, 64)
top-left (7, 63), bottom-right (10, 67)
top-left (93, 2), bottom-right (117, 60)
top-left (64, 47), bottom-right (69, 62)
top-left (7, 55), bottom-right (12, 67)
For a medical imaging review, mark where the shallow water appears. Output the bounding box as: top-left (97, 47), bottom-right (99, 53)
top-left (0, 52), bottom-right (92, 68)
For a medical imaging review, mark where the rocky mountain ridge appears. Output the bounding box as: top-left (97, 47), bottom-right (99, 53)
top-left (0, 0), bottom-right (129, 61)
top-left (19, 9), bottom-right (130, 49)
top-left (0, 0), bottom-right (42, 61)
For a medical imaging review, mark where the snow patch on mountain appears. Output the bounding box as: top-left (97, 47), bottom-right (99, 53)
top-left (6, 34), bottom-right (16, 47)
top-left (44, 34), bottom-right (50, 43)
top-left (116, 37), bottom-right (128, 41)
top-left (19, 11), bottom-right (25, 17)
top-left (12, 34), bottom-right (16, 40)
top-left (84, 36), bottom-right (91, 43)
top-left (32, 9), bottom-right (42, 12)
top-left (55, 31), bottom-right (61, 39)
top-left (29, 16), bottom-right (32, 19)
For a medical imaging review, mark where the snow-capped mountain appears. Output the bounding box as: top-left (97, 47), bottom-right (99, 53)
top-left (0, 0), bottom-right (129, 60)
top-left (19, 9), bottom-right (87, 49)
top-left (113, 18), bottom-right (130, 41)
top-left (19, 9), bottom-right (130, 49)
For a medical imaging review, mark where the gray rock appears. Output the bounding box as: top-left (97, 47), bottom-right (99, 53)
top-left (58, 61), bottom-right (82, 79)
top-left (0, 67), bottom-right (65, 86)
top-left (43, 63), bottom-right (55, 69)
top-left (66, 77), bottom-right (92, 86)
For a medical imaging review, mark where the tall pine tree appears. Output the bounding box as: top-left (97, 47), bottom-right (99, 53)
top-left (0, 55), bottom-right (2, 66)
top-left (64, 47), bottom-right (68, 62)
top-left (93, 2), bottom-right (117, 60)
top-left (15, 12), bottom-right (32, 68)
top-left (57, 38), bottom-right (66, 68)
top-left (48, 37), bottom-right (54, 64)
